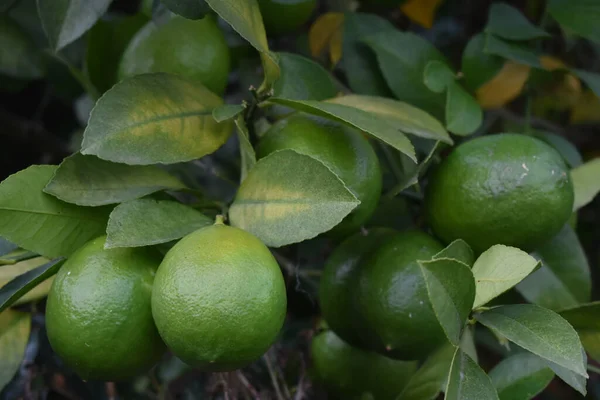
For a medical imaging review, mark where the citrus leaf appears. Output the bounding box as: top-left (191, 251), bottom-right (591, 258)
top-left (105, 199), bottom-right (212, 249)
top-left (268, 97), bottom-right (417, 162)
top-left (461, 34), bottom-right (504, 91)
top-left (0, 166), bottom-right (111, 258)
top-left (433, 239), bottom-right (474, 268)
top-left (309, 12), bottom-right (344, 60)
top-left (0, 249), bottom-right (37, 266)
top-left (424, 60), bottom-right (455, 94)
top-left (161, 0), bottom-right (210, 19)
top-left (418, 258), bottom-right (476, 345)
top-left (475, 304), bottom-right (588, 378)
top-left (445, 81), bottom-right (482, 135)
top-left (0, 257), bottom-right (55, 306)
top-left (204, 0), bottom-right (279, 90)
top-left (0, 310), bottom-right (31, 390)
top-left (472, 245), bottom-right (540, 308)
top-left (81, 73), bottom-right (233, 165)
top-left (229, 150), bottom-right (360, 247)
top-left (273, 52), bottom-right (338, 102)
top-left (233, 116), bottom-right (256, 183)
top-left (399, 343), bottom-right (455, 400)
top-left (534, 131), bottom-right (583, 168)
top-left (0, 16), bottom-right (45, 79)
top-left (461, 327), bottom-right (478, 363)
top-left (36, 0), bottom-right (111, 51)
top-left (546, 358), bottom-right (587, 395)
top-left (0, 258), bottom-right (64, 313)
top-left (400, 0), bottom-right (444, 29)
top-left (212, 104), bottom-right (245, 123)
top-left (0, 239), bottom-right (17, 258)
top-left (484, 34), bottom-right (542, 68)
top-left (485, 3), bottom-right (549, 41)
top-left (572, 70), bottom-right (600, 98)
top-left (476, 61), bottom-right (531, 109)
top-left (489, 352), bottom-right (554, 400)
top-left (571, 157), bottom-right (600, 211)
top-left (560, 302), bottom-right (600, 364)
top-left (445, 347), bottom-right (499, 400)
top-left (548, 0), bottom-right (600, 44)
top-left (516, 224), bottom-right (591, 311)
top-left (328, 95), bottom-right (451, 144)
top-left (364, 30), bottom-right (447, 119)
top-left (44, 153), bottom-right (186, 206)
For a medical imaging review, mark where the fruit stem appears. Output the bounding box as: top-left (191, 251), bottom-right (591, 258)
top-left (214, 215), bottom-right (226, 225)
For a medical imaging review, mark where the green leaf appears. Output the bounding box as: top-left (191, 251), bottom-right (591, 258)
top-left (461, 34), bottom-right (504, 91)
top-left (161, 0), bottom-right (210, 19)
top-left (36, 0), bottom-right (111, 51)
top-left (424, 60), bottom-right (456, 94)
top-left (399, 343), bottom-right (456, 400)
top-left (461, 327), bottom-right (478, 363)
top-left (234, 116), bottom-right (256, 183)
top-left (0, 310), bottom-right (31, 391)
top-left (560, 302), bottom-right (600, 364)
top-left (0, 16), bottom-right (45, 79)
top-left (0, 239), bottom-right (18, 258)
top-left (81, 73), bottom-right (233, 165)
top-left (273, 52), bottom-right (338, 102)
top-left (328, 95), bottom-right (451, 144)
top-left (475, 304), bottom-right (587, 378)
top-left (484, 34), bottom-right (542, 68)
top-left (268, 97), bottom-right (416, 162)
top-left (0, 257), bottom-right (54, 306)
top-left (445, 347), bottom-right (499, 400)
top-left (548, 0), bottom-right (600, 44)
top-left (341, 12), bottom-right (395, 97)
top-left (418, 258), bottom-right (476, 345)
top-left (44, 153), bottom-right (186, 206)
top-left (364, 30), bottom-right (447, 118)
top-left (0, 249), bottom-right (36, 265)
top-left (485, 3), bottom-right (549, 41)
top-left (573, 70), bottom-right (600, 98)
top-left (0, 258), bottom-right (64, 313)
top-left (445, 81), bottom-right (482, 135)
top-left (546, 359), bottom-right (587, 395)
top-left (433, 239), bottom-right (475, 268)
top-left (0, 166), bottom-right (110, 258)
top-left (203, 0), bottom-right (279, 90)
top-left (489, 352), bottom-right (554, 400)
top-left (516, 224), bottom-right (591, 311)
top-left (571, 157), bottom-right (600, 211)
top-left (472, 245), bottom-right (540, 308)
top-left (85, 14), bottom-right (148, 94)
top-left (105, 199), bottom-right (212, 248)
top-left (212, 104), bottom-right (245, 123)
top-left (385, 141), bottom-right (443, 198)
top-left (229, 150), bottom-right (360, 247)
top-left (533, 131), bottom-right (583, 168)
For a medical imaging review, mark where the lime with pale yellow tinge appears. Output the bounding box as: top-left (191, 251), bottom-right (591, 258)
top-left (425, 133), bottom-right (574, 254)
top-left (151, 217), bottom-right (287, 371)
top-left (45, 236), bottom-right (165, 381)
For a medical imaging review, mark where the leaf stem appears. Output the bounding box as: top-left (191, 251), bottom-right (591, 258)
top-left (588, 364), bottom-right (600, 375)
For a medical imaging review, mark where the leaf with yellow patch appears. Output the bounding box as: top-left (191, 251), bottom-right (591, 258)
top-left (0, 257), bottom-right (54, 306)
top-left (400, 0), bottom-right (445, 29)
top-left (0, 310), bottom-right (31, 390)
top-left (571, 90), bottom-right (600, 123)
top-left (309, 12), bottom-right (344, 66)
top-left (476, 61), bottom-right (531, 109)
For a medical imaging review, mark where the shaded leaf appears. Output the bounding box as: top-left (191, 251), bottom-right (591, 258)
top-left (0, 257), bottom-right (54, 306)
top-left (229, 150), bottom-right (360, 247)
top-left (424, 60), bottom-right (455, 93)
top-left (489, 352), bottom-right (554, 400)
top-left (36, 0), bottom-right (111, 51)
top-left (105, 199), bottom-right (212, 248)
top-left (573, 70), bottom-right (600, 98)
top-left (44, 153), bottom-right (186, 206)
top-left (234, 116), bottom-right (256, 182)
top-left (418, 258), bottom-right (476, 345)
top-left (399, 343), bottom-right (455, 400)
top-left (445, 347), bottom-right (499, 400)
top-left (461, 327), bottom-right (478, 363)
top-left (0, 166), bottom-right (110, 258)
top-left (472, 245), bottom-right (540, 308)
top-left (0, 310), bottom-right (31, 390)
top-left (571, 157), bottom-right (600, 211)
top-left (0, 239), bottom-right (18, 258)
top-left (534, 131), bottom-right (582, 168)
top-left (273, 52), bottom-right (338, 102)
top-left (461, 34), bottom-right (504, 91)
top-left (0, 258), bottom-right (64, 313)
top-left (548, 0), bottom-right (600, 44)
top-left (212, 104), bottom-right (245, 123)
top-left (476, 61), bottom-right (531, 109)
top-left (433, 239), bottom-right (474, 268)
top-left (445, 81), bottom-right (482, 135)
top-left (81, 73), bottom-right (233, 165)
top-left (484, 34), bottom-right (542, 68)
top-left (475, 304), bottom-right (587, 378)
top-left (486, 3), bottom-right (549, 41)
top-left (546, 359), bottom-right (587, 395)
top-left (560, 302), bottom-right (600, 364)
top-left (516, 224), bottom-right (591, 311)
top-left (161, 0), bottom-right (210, 19)
top-left (0, 16), bottom-right (45, 79)
top-left (0, 249), bottom-right (37, 266)
top-left (268, 97), bottom-right (416, 161)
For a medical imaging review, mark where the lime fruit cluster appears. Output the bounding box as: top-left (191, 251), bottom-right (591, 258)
top-left (258, 114), bottom-right (382, 237)
top-left (119, 15), bottom-right (231, 95)
top-left (46, 236), bottom-right (165, 381)
top-left (425, 133), bottom-right (574, 254)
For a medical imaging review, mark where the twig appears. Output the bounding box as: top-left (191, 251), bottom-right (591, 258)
top-left (264, 350), bottom-right (285, 400)
top-left (236, 371), bottom-right (260, 399)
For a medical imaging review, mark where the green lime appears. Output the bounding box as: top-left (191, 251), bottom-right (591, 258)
top-left (257, 0), bottom-right (316, 36)
top-left (118, 15), bottom-right (231, 95)
top-left (151, 219), bottom-right (287, 371)
top-left (355, 230), bottom-right (446, 360)
top-left (311, 329), bottom-right (417, 399)
top-left (319, 228), bottom-right (396, 347)
top-left (45, 236), bottom-right (165, 381)
top-left (425, 133), bottom-right (574, 254)
top-left (257, 114), bottom-right (382, 237)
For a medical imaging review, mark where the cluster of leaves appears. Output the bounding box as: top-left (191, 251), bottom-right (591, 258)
top-left (1, 0), bottom-right (600, 399)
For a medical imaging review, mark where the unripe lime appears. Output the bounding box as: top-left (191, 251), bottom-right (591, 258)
top-left (257, 0), bottom-right (316, 36)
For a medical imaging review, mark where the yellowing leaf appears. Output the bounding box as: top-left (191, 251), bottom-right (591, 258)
top-left (0, 310), bottom-right (30, 389)
top-left (309, 12), bottom-right (344, 65)
top-left (476, 61), bottom-right (531, 109)
top-left (401, 0), bottom-right (444, 29)
top-left (570, 91), bottom-right (600, 123)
